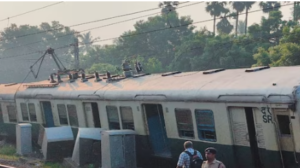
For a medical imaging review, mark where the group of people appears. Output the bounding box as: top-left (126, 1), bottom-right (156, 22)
top-left (177, 141), bottom-right (225, 168)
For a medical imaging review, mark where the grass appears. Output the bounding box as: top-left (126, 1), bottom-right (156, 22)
top-left (0, 145), bottom-right (16, 155)
top-left (42, 162), bottom-right (63, 168)
top-left (0, 144), bottom-right (19, 161)
top-left (0, 144), bottom-right (64, 168)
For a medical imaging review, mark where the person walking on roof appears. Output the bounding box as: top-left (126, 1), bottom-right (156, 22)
top-left (177, 141), bottom-right (203, 168)
top-left (201, 147), bottom-right (225, 168)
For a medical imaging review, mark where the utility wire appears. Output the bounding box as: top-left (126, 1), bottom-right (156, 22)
top-left (0, 1), bottom-right (63, 22)
top-left (0, 3), bottom-right (293, 60)
top-left (0, 1), bottom-right (190, 42)
top-left (1, 2), bottom-right (203, 51)
top-left (90, 3), bottom-right (293, 45)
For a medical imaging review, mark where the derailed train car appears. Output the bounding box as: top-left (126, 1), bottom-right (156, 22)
top-left (1, 66), bottom-right (300, 168)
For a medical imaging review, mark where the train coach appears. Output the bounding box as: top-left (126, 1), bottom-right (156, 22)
top-left (0, 65), bottom-right (300, 168)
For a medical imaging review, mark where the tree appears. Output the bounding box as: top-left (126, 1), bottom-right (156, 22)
top-left (217, 13), bottom-right (234, 34)
top-left (158, 1), bottom-right (179, 14)
top-left (232, 2), bottom-right (245, 36)
top-left (259, 1), bottom-right (281, 15)
top-left (87, 62), bottom-right (117, 74)
top-left (244, 2), bottom-right (256, 34)
top-left (78, 32), bottom-right (100, 55)
top-left (238, 20), bottom-right (246, 34)
top-left (205, 2), bottom-right (228, 35)
top-left (0, 21), bottom-right (76, 83)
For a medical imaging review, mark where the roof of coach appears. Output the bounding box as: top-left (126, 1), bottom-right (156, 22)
top-left (0, 83), bottom-right (25, 100)
top-left (15, 66), bottom-right (300, 103)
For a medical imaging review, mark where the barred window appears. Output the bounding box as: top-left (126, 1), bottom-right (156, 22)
top-left (120, 106), bottom-right (134, 130)
top-left (20, 103), bottom-right (29, 121)
top-left (7, 105), bottom-right (17, 122)
top-left (106, 106), bottom-right (120, 130)
top-left (195, 109), bottom-right (216, 141)
top-left (175, 109), bottom-right (194, 138)
top-left (57, 104), bottom-right (68, 125)
top-left (67, 105), bottom-right (78, 127)
top-left (28, 103), bottom-right (37, 122)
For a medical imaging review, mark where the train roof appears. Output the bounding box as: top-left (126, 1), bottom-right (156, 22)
top-left (0, 83), bottom-right (23, 101)
top-left (13, 66), bottom-right (300, 103)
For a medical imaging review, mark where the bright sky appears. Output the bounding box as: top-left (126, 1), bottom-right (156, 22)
top-left (0, 1), bottom-right (293, 46)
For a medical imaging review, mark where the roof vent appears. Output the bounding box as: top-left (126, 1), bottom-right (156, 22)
top-left (161, 71), bottom-right (181, 77)
top-left (203, 68), bottom-right (225, 74)
top-left (245, 66), bottom-right (270, 72)
top-left (133, 73), bottom-right (151, 78)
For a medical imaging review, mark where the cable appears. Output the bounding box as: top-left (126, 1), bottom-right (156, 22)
top-left (0, 1), bottom-right (63, 22)
top-left (0, 1), bottom-right (190, 42)
top-left (90, 3), bottom-right (293, 45)
top-left (0, 3), bottom-right (292, 60)
top-left (1, 2), bottom-right (203, 51)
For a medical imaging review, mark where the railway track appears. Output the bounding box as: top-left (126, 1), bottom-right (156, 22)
top-left (0, 164), bottom-right (15, 168)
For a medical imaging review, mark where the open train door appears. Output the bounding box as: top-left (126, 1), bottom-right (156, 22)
top-left (273, 108), bottom-right (298, 168)
top-left (40, 101), bottom-right (55, 127)
top-left (83, 102), bottom-right (101, 128)
top-left (143, 104), bottom-right (171, 158)
top-left (229, 107), bottom-right (263, 168)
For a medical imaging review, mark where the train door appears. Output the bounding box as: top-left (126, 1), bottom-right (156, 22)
top-left (83, 102), bottom-right (101, 128)
top-left (229, 107), bottom-right (263, 168)
top-left (40, 101), bottom-right (54, 127)
top-left (273, 108), bottom-right (296, 168)
top-left (143, 104), bottom-right (171, 158)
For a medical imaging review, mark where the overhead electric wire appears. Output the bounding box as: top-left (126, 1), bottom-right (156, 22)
top-left (0, 1), bottom-right (63, 22)
top-left (90, 3), bottom-right (293, 45)
top-left (0, 1), bottom-right (191, 42)
top-left (0, 3), bottom-right (293, 60)
top-left (1, 2), bottom-right (203, 51)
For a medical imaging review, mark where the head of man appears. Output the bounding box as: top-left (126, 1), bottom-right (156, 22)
top-left (205, 147), bottom-right (217, 162)
top-left (184, 141), bottom-right (193, 150)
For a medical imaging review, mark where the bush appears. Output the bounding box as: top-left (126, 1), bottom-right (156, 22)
top-left (0, 145), bottom-right (16, 155)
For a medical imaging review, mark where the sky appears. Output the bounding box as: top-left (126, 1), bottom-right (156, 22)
top-left (0, 1), bottom-right (293, 46)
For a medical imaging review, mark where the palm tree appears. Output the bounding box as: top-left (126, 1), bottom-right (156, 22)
top-left (158, 1), bottom-right (179, 14)
top-left (217, 13), bottom-right (234, 34)
top-left (206, 2), bottom-right (228, 35)
top-left (78, 32), bottom-right (100, 54)
top-left (259, 1), bottom-right (281, 14)
top-left (244, 2), bottom-right (256, 34)
top-left (232, 2), bottom-right (245, 36)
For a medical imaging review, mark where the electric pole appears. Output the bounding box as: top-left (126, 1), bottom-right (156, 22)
top-left (74, 37), bottom-right (79, 69)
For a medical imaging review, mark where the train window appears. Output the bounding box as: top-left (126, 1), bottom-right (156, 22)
top-left (7, 105), bottom-right (17, 122)
top-left (57, 104), bottom-right (68, 125)
top-left (175, 108), bottom-right (194, 138)
top-left (277, 115), bottom-right (291, 135)
top-left (67, 105), bottom-right (79, 127)
top-left (120, 106), bottom-right (134, 130)
top-left (106, 106), bottom-right (120, 130)
top-left (20, 103), bottom-right (29, 121)
top-left (28, 103), bottom-right (37, 122)
top-left (195, 109), bottom-right (216, 141)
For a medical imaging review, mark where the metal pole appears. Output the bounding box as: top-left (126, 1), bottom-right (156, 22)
top-left (74, 37), bottom-right (79, 69)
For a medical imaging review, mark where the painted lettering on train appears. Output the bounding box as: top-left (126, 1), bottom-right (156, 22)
top-left (261, 107), bottom-right (272, 123)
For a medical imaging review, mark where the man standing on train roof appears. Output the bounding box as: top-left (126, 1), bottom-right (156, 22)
top-left (177, 141), bottom-right (203, 168)
top-left (201, 147), bottom-right (226, 168)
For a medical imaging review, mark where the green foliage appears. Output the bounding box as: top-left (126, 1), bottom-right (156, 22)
top-left (0, 145), bottom-right (16, 155)
top-left (43, 162), bottom-right (63, 168)
top-left (87, 63), bottom-right (117, 74)
top-left (1, 0), bottom-right (300, 83)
